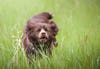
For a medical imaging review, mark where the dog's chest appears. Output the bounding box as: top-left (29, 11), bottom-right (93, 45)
top-left (32, 43), bottom-right (50, 54)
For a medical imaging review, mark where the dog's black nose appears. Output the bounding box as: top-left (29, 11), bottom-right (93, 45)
top-left (41, 32), bottom-right (46, 35)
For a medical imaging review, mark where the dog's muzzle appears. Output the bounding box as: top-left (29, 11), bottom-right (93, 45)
top-left (39, 29), bottom-right (48, 42)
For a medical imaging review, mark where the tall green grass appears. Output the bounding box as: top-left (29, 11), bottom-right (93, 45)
top-left (0, 0), bottom-right (100, 69)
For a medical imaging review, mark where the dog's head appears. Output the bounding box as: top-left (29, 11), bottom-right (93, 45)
top-left (24, 12), bottom-right (59, 43)
top-left (25, 22), bottom-right (58, 43)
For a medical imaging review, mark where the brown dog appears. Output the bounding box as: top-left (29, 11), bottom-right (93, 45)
top-left (22, 12), bottom-right (59, 60)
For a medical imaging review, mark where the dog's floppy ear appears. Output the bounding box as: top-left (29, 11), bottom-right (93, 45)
top-left (38, 12), bottom-right (53, 19)
top-left (35, 12), bottom-right (53, 20)
top-left (49, 21), bottom-right (59, 36)
top-left (39, 12), bottom-right (52, 19)
top-left (24, 20), bottom-right (35, 33)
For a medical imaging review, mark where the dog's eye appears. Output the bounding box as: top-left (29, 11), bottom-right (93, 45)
top-left (45, 28), bottom-right (48, 31)
top-left (37, 29), bottom-right (41, 32)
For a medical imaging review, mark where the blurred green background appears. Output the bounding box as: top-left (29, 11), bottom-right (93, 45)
top-left (0, 0), bottom-right (100, 69)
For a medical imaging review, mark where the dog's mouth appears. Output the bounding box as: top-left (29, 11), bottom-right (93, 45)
top-left (40, 36), bottom-right (47, 40)
top-left (39, 36), bottom-right (48, 42)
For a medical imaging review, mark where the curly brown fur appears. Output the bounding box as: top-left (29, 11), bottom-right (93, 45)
top-left (22, 12), bottom-right (59, 61)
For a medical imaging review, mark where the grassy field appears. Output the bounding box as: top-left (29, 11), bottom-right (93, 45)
top-left (0, 0), bottom-right (100, 69)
